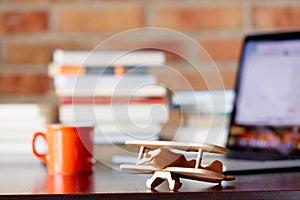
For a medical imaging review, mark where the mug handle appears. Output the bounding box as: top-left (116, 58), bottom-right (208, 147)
top-left (32, 132), bottom-right (47, 164)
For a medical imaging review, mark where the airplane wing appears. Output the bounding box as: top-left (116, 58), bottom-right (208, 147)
top-left (125, 140), bottom-right (228, 154)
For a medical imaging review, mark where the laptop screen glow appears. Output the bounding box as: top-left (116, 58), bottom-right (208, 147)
top-left (227, 32), bottom-right (300, 157)
top-left (235, 40), bottom-right (300, 126)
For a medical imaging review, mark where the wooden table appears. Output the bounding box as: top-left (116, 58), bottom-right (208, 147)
top-left (1, 154), bottom-right (300, 200)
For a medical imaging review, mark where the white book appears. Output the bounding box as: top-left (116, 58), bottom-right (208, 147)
top-left (94, 132), bottom-right (159, 144)
top-left (0, 117), bottom-right (46, 139)
top-left (172, 90), bottom-right (235, 114)
top-left (0, 104), bottom-right (57, 123)
top-left (0, 115), bottom-right (46, 123)
top-left (0, 140), bottom-right (38, 155)
top-left (55, 85), bottom-right (167, 97)
top-left (58, 121), bottom-right (163, 136)
top-left (55, 122), bottom-right (163, 135)
top-left (186, 113), bottom-right (230, 128)
top-left (53, 74), bottom-right (157, 88)
top-left (0, 104), bottom-right (42, 119)
top-left (0, 127), bottom-right (46, 140)
top-left (170, 126), bottom-right (228, 147)
top-left (0, 119), bottom-right (46, 130)
top-left (53, 49), bottom-right (165, 67)
top-left (59, 104), bottom-right (169, 124)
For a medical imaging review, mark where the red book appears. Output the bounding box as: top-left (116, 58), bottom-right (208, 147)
top-left (60, 97), bottom-right (167, 105)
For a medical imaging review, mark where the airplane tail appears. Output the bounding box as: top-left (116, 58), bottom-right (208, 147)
top-left (204, 160), bottom-right (223, 174)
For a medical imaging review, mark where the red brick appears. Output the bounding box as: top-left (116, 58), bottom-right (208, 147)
top-left (96, 39), bottom-right (186, 62)
top-left (6, 42), bottom-right (92, 64)
top-left (8, 0), bottom-right (86, 3)
top-left (0, 74), bottom-right (51, 94)
top-left (8, 0), bottom-right (49, 3)
top-left (144, 41), bottom-right (186, 62)
top-left (153, 6), bottom-right (242, 29)
top-left (57, 6), bottom-right (144, 32)
top-left (253, 6), bottom-right (300, 28)
top-left (0, 11), bottom-right (48, 34)
top-left (153, 68), bottom-right (236, 90)
top-left (199, 37), bottom-right (242, 62)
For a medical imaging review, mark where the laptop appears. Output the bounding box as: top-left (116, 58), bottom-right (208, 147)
top-left (208, 31), bottom-right (300, 174)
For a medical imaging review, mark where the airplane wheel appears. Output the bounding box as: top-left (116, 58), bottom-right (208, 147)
top-left (168, 179), bottom-right (182, 191)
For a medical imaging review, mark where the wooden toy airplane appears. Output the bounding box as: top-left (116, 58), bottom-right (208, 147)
top-left (120, 140), bottom-right (235, 191)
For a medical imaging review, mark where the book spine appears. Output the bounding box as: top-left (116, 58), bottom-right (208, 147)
top-left (54, 85), bottom-right (167, 97)
top-left (59, 104), bottom-right (169, 123)
top-left (53, 49), bottom-right (165, 67)
top-left (48, 63), bottom-right (150, 77)
top-left (60, 97), bottom-right (167, 104)
top-left (93, 134), bottom-right (159, 144)
top-left (53, 74), bottom-right (157, 88)
top-left (88, 123), bottom-right (162, 135)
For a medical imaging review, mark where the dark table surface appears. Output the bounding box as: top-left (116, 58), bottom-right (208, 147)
top-left (1, 154), bottom-right (300, 200)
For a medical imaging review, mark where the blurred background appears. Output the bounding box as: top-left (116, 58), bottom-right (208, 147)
top-left (1, 0), bottom-right (300, 98)
top-left (0, 0), bottom-right (300, 154)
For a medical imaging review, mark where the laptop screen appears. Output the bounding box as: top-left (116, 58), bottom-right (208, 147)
top-left (227, 31), bottom-right (300, 158)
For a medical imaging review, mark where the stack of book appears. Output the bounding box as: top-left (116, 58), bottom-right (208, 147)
top-left (0, 104), bottom-right (57, 154)
top-left (49, 49), bottom-right (169, 144)
top-left (170, 90), bottom-right (235, 146)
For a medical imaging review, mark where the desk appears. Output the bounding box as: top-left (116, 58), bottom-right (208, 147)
top-left (1, 155), bottom-right (300, 200)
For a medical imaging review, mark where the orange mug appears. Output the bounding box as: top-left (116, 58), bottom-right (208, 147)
top-left (32, 124), bottom-right (94, 175)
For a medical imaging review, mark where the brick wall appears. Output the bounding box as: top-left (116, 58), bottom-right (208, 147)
top-left (1, 0), bottom-right (300, 102)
